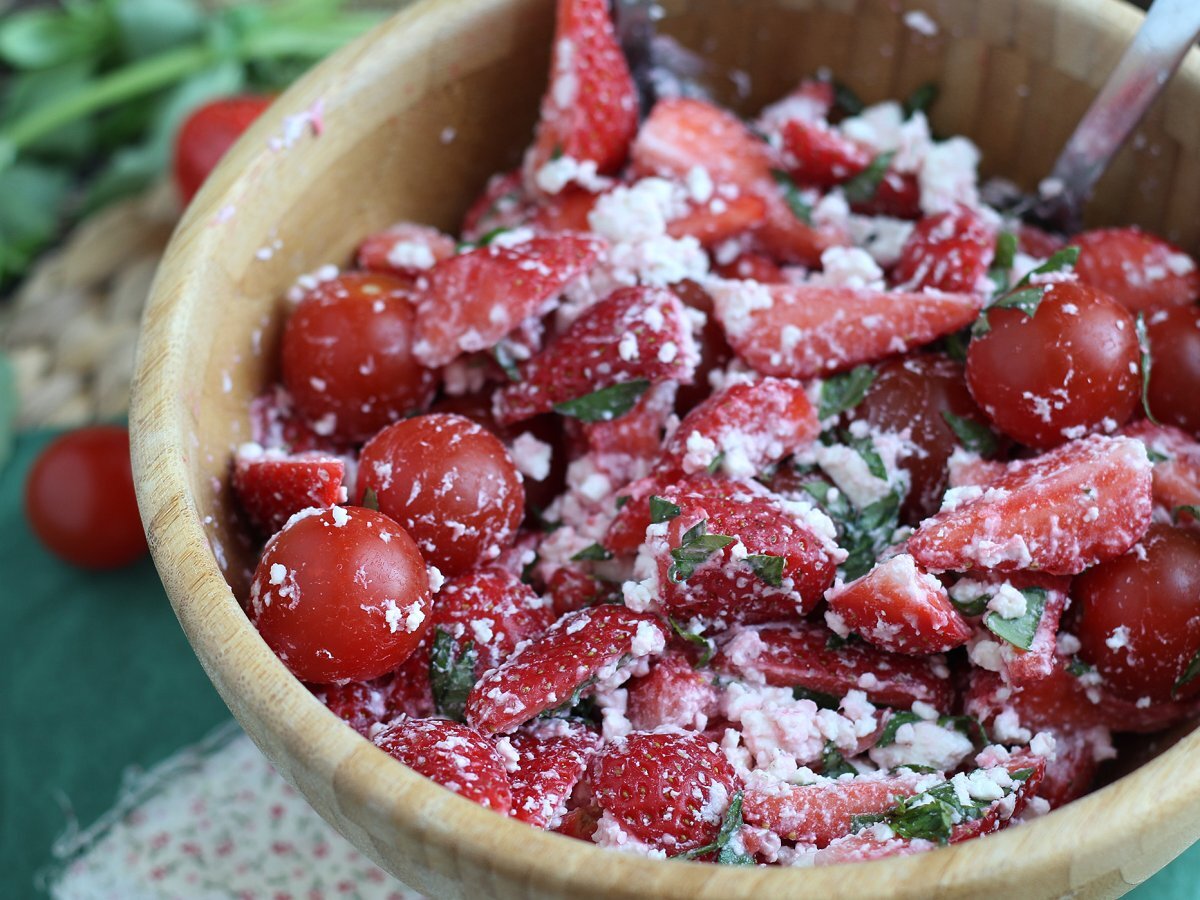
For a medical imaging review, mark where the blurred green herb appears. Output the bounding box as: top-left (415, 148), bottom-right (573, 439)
top-left (0, 0), bottom-right (385, 288)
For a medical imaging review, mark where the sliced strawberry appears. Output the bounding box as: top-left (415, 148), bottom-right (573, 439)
top-left (666, 193), bottom-right (767, 247)
top-left (743, 773), bottom-right (930, 846)
top-left (249, 384), bottom-right (329, 453)
top-left (655, 377), bottom-right (819, 480)
top-left (546, 565), bottom-right (620, 616)
top-left (1036, 729), bottom-right (1100, 809)
top-left (425, 565), bottom-right (556, 675)
top-left (232, 450), bottom-right (344, 536)
top-left (603, 471), bottom-right (727, 556)
top-left (373, 717), bottom-right (513, 812)
top-left (523, 0), bottom-right (638, 187)
top-left (531, 186), bottom-right (600, 232)
top-left (671, 278), bottom-right (736, 414)
top-left (506, 719), bottom-right (602, 828)
top-left (646, 480), bottom-right (843, 626)
top-left (781, 119), bottom-right (871, 188)
top-left (826, 553), bottom-right (972, 655)
top-left (580, 380), bottom-right (676, 484)
top-left (907, 434), bottom-right (1153, 576)
top-left (713, 251), bottom-right (786, 283)
top-left (1070, 227), bottom-right (1200, 313)
top-left (709, 279), bottom-right (983, 379)
top-left (814, 827), bottom-right (935, 865)
top-left (891, 206), bottom-right (995, 294)
top-left (318, 677), bottom-right (394, 736)
top-left (461, 170), bottom-right (535, 241)
top-left (1017, 224), bottom-right (1065, 259)
top-left (587, 730), bottom-right (740, 853)
top-left (356, 222), bottom-right (456, 277)
top-left (494, 285), bottom-right (698, 425)
top-left (988, 575), bottom-right (1070, 687)
top-left (626, 652), bottom-right (720, 731)
top-left (948, 752), bottom-right (1046, 843)
top-left (632, 97), bottom-right (838, 266)
top-left (465, 605), bottom-right (666, 734)
top-left (756, 78), bottom-right (835, 135)
top-left (946, 450), bottom-right (1007, 489)
top-left (713, 621), bottom-right (956, 710)
top-left (553, 806), bottom-right (599, 841)
top-left (1121, 421), bottom-right (1200, 525)
top-left (412, 233), bottom-right (602, 368)
top-left (853, 169), bottom-right (922, 220)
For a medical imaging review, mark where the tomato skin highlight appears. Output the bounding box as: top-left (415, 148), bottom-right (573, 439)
top-left (25, 425), bottom-right (148, 570)
top-left (173, 95), bottom-right (272, 204)
top-left (248, 506), bottom-right (432, 684)
top-left (966, 282), bottom-right (1140, 449)
top-left (356, 413), bottom-right (524, 577)
top-left (281, 272), bottom-right (436, 444)
top-left (1073, 523), bottom-right (1200, 704)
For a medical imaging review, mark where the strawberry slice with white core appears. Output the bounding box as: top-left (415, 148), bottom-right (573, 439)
top-left (709, 278), bottom-right (983, 379)
top-left (825, 553), bottom-right (972, 655)
top-left (412, 232), bottom-right (602, 368)
top-left (714, 621), bottom-right (956, 711)
top-left (907, 434), bottom-right (1153, 575)
top-left (465, 605), bottom-right (666, 735)
top-left (494, 284), bottom-right (698, 425)
top-left (655, 376), bottom-right (820, 480)
top-left (232, 444), bottom-right (345, 536)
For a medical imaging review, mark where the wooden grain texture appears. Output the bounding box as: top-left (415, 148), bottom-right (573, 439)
top-left (130, 0), bottom-right (1200, 897)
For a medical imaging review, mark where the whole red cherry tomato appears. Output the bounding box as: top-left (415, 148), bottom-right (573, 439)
top-left (173, 95), bottom-right (273, 204)
top-left (24, 425), bottom-right (147, 569)
top-left (1144, 303), bottom-right (1200, 438)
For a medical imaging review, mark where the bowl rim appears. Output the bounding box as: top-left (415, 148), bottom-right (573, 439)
top-left (130, 0), bottom-right (1200, 896)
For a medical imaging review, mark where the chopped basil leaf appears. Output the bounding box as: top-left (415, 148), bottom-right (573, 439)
top-left (1136, 312), bottom-right (1159, 424)
top-left (941, 411), bottom-right (999, 456)
top-left (1174, 505), bottom-right (1200, 525)
top-left (669, 618), bottom-right (716, 668)
top-left (1066, 655), bottom-right (1094, 677)
top-left (706, 451), bottom-right (726, 475)
top-left (615, 494), bottom-right (630, 510)
top-left (770, 168), bottom-right (814, 225)
top-left (1173, 647), bottom-right (1200, 697)
top-left (987, 231), bottom-right (1018, 294)
top-left (949, 591), bottom-right (988, 618)
top-left (649, 495), bottom-right (682, 524)
top-left (889, 785), bottom-right (959, 843)
top-left (792, 686), bottom-right (841, 710)
top-left (679, 791), bottom-right (755, 865)
top-left (572, 542), bottom-right (613, 562)
top-left (974, 246), bottom-right (1082, 336)
top-left (818, 365), bottom-right (876, 420)
top-left (902, 82), bottom-right (938, 118)
top-left (937, 714), bottom-right (990, 747)
top-left (850, 813), bottom-right (888, 834)
top-left (941, 327), bottom-right (971, 364)
top-left (668, 520), bottom-right (735, 582)
top-left (840, 489), bottom-right (904, 582)
top-left (746, 553), bottom-right (785, 587)
top-left (1012, 767), bottom-right (1035, 781)
top-left (833, 80), bottom-right (865, 116)
top-left (492, 341), bottom-right (521, 383)
top-left (824, 631), bottom-right (859, 651)
top-left (361, 486), bottom-right (380, 511)
top-left (430, 628), bottom-right (478, 723)
top-left (984, 587), bottom-right (1047, 651)
top-left (844, 432), bottom-right (887, 480)
top-left (1146, 446), bottom-right (1169, 464)
top-left (540, 673), bottom-right (600, 719)
top-left (821, 742), bottom-right (857, 778)
top-left (1014, 246), bottom-right (1081, 289)
top-left (842, 150), bottom-right (896, 204)
top-left (877, 711), bottom-right (923, 747)
top-left (553, 379), bottom-right (650, 422)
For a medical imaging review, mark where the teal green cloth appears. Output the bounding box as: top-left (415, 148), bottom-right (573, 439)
top-left (0, 429), bottom-right (1196, 897)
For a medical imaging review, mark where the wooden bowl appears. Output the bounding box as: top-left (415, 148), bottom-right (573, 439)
top-left (131, 0), bottom-right (1200, 896)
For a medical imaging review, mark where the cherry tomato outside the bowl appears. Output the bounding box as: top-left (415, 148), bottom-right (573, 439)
top-left (173, 95), bottom-right (273, 204)
top-left (24, 425), bottom-right (148, 570)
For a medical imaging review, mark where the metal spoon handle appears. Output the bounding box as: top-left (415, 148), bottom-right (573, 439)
top-left (1045, 0), bottom-right (1200, 224)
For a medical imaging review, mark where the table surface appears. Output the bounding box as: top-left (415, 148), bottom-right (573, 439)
top-left (1, 429), bottom-right (1196, 898)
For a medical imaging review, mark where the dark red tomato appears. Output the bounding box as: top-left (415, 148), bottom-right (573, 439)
top-left (851, 354), bottom-right (991, 524)
top-left (671, 279), bottom-right (733, 415)
top-left (356, 413), bottom-right (524, 576)
top-left (248, 505), bottom-right (431, 683)
top-left (25, 425), bottom-right (147, 570)
top-left (966, 282), bottom-right (1140, 449)
top-left (1073, 524), bottom-right (1200, 703)
top-left (1070, 227), bottom-right (1200, 314)
top-left (281, 272), bottom-right (436, 444)
top-left (1144, 304), bottom-right (1200, 438)
top-left (431, 393), bottom-right (566, 519)
top-left (173, 95), bottom-right (272, 204)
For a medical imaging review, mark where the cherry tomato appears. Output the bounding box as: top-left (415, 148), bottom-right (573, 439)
top-left (966, 282), bottom-right (1140, 449)
top-left (281, 272), bottom-right (437, 444)
top-left (173, 95), bottom-right (272, 204)
top-left (248, 506), bottom-right (431, 683)
top-left (851, 353), bottom-right (991, 524)
top-left (1073, 524), bottom-right (1200, 703)
top-left (1144, 304), bottom-right (1200, 438)
top-left (24, 425), bottom-right (147, 570)
top-left (356, 413), bottom-right (524, 576)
